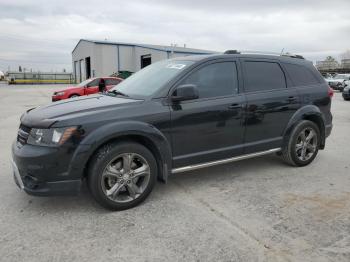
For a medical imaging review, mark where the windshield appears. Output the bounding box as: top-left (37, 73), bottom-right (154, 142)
top-left (77, 79), bottom-right (93, 87)
top-left (110, 60), bottom-right (194, 98)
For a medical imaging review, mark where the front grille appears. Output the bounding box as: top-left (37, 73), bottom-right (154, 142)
top-left (17, 124), bottom-right (31, 145)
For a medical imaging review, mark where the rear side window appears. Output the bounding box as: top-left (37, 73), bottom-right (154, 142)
top-left (181, 61), bottom-right (238, 99)
top-left (283, 63), bottom-right (320, 86)
top-left (243, 61), bottom-right (286, 92)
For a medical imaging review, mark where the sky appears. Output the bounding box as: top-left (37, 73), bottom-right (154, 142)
top-left (0, 0), bottom-right (350, 72)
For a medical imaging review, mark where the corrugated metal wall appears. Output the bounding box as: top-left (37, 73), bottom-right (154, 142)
top-left (72, 40), bottom-right (201, 82)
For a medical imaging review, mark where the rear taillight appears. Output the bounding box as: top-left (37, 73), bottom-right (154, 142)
top-left (328, 86), bottom-right (334, 98)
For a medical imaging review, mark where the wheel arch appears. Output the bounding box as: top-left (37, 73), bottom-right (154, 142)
top-left (69, 93), bottom-right (80, 98)
top-left (69, 121), bottom-right (172, 183)
top-left (283, 105), bottom-right (326, 149)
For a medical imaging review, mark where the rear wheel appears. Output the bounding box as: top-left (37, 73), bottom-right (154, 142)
top-left (282, 120), bottom-right (320, 167)
top-left (88, 141), bottom-right (157, 210)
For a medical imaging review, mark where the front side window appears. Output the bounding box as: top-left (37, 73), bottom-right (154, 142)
top-left (244, 61), bottom-right (286, 92)
top-left (77, 79), bottom-right (91, 87)
top-left (180, 62), bottom-right (238, 99)
top-left (87, 78), bottom-right (100, 87)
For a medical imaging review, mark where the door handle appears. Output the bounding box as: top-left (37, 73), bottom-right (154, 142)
top-left (228, 104), bottom-right (242, 109)
top-left (286, 96), bottom-right (297, 102)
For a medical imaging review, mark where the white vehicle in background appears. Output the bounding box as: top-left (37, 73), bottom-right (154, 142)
top-left (325, 74), bottom-right (350, 91)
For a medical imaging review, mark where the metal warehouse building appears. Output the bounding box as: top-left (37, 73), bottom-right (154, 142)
top-left (72, 39), bottom-right (215, 82)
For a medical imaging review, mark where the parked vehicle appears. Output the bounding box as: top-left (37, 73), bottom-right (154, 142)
top-left (52, 77), bottom-right (123, 101)
top-left (325, 74), bottom-right (350, 92)
top-left (342, 85), bottom-right (350, 100)
top-left (12, 53), bottom-right (333, 210)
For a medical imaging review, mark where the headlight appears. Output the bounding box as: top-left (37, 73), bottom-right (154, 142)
top-left (27, 127), bottom-right (78, 146)
top-left (54, 91), bottom-right (65, 96)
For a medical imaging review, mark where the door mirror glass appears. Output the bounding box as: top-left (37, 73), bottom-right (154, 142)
top-left (171, 84), bottom-right (199, 102)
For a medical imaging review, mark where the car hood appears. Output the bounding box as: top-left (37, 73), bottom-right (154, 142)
top-left (54, 86), bottom-right (80, 94)
top-left (21, 94), bottom-right (143, 128)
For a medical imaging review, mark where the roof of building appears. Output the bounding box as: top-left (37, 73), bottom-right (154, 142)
top-left (72, 39), bottom-right (216, 55)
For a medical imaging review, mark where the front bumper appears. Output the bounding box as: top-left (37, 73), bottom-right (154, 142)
top-left (11, 141), bottom-right (82, 196)
top-left (52, 96), bottom-right (64, 102)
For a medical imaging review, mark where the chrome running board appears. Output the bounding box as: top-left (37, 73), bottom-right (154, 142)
top-left (171, 148), bottom-right (281, 174)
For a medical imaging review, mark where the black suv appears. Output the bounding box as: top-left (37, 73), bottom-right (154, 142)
top-left (12, 53), bottom-right (333, 210)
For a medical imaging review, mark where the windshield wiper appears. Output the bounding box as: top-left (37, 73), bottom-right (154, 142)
top-left (107, 90), bottom-right (129, 97)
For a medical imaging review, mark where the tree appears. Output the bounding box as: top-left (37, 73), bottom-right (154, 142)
top-left (340, 50), bottom-right (350, 60)
top-left (325, 56), bottom-right (336, 62)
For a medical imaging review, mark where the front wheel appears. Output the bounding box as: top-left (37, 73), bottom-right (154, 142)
top-left (88, 141), bottom-right (157, 210)
top-left (282, 120), bottom-right (320, 167)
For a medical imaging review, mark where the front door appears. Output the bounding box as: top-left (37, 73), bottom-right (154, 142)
top-left (85, 78), bottom-right (100, 95)
top-left (170, 60), bottom-right (246, 168)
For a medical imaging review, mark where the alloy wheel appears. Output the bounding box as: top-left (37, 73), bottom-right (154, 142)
top-left (101, 153), bottom-right (151, 203)
top-left (295, 127), bottom-right (318, 161)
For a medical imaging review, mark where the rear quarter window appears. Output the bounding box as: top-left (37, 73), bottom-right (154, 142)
top-left (283, 63), bottom-right (320, 86)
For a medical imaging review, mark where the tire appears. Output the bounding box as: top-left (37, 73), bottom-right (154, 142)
top-left (88, 141), bottom-right (157, 211)
top-left (281, 120), bottom-right (320, 167)
top-left (70, 94), bottom-right (79, 98)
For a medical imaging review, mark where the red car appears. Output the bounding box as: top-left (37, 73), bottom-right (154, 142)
top-left (52, 77), bottom-right (123, 102)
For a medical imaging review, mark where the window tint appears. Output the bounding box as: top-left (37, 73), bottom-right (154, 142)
top-left (87, 78), bottom-right (99, 87)
top-left (244, 61), bottom-right (286, 92)
top-left (283, 63), bottom-right (320, 86)
top-left (181, 62), bottom-right (238, 98)
top-left (105, 79), bottom-right (121, 85)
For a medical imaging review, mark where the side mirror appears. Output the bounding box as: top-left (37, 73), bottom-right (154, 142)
top-left (171, 84), bottom-right (199, 102)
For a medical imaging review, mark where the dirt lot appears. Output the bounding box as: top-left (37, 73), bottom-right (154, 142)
top-left (0, 83), bottom-right (349, 262)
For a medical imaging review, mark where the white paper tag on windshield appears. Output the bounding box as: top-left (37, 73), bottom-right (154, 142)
top-left (166, 63), bottom-right (186, 70)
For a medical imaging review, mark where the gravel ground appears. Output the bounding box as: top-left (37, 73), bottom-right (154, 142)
top-left (0, 83), bottom-right (349, 262)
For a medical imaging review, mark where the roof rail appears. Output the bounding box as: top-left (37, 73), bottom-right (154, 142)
top-left (281, 53), bottom-right (305, 59)
top-left (224, 50), bottom-right (240, 54)
top-left (223, 50), bottom-right (305, 59)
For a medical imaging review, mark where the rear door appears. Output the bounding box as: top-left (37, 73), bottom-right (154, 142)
top-left (105, 78), bottom-right (122, 90)
top-left (241, 59), bottom-right (301, 153)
